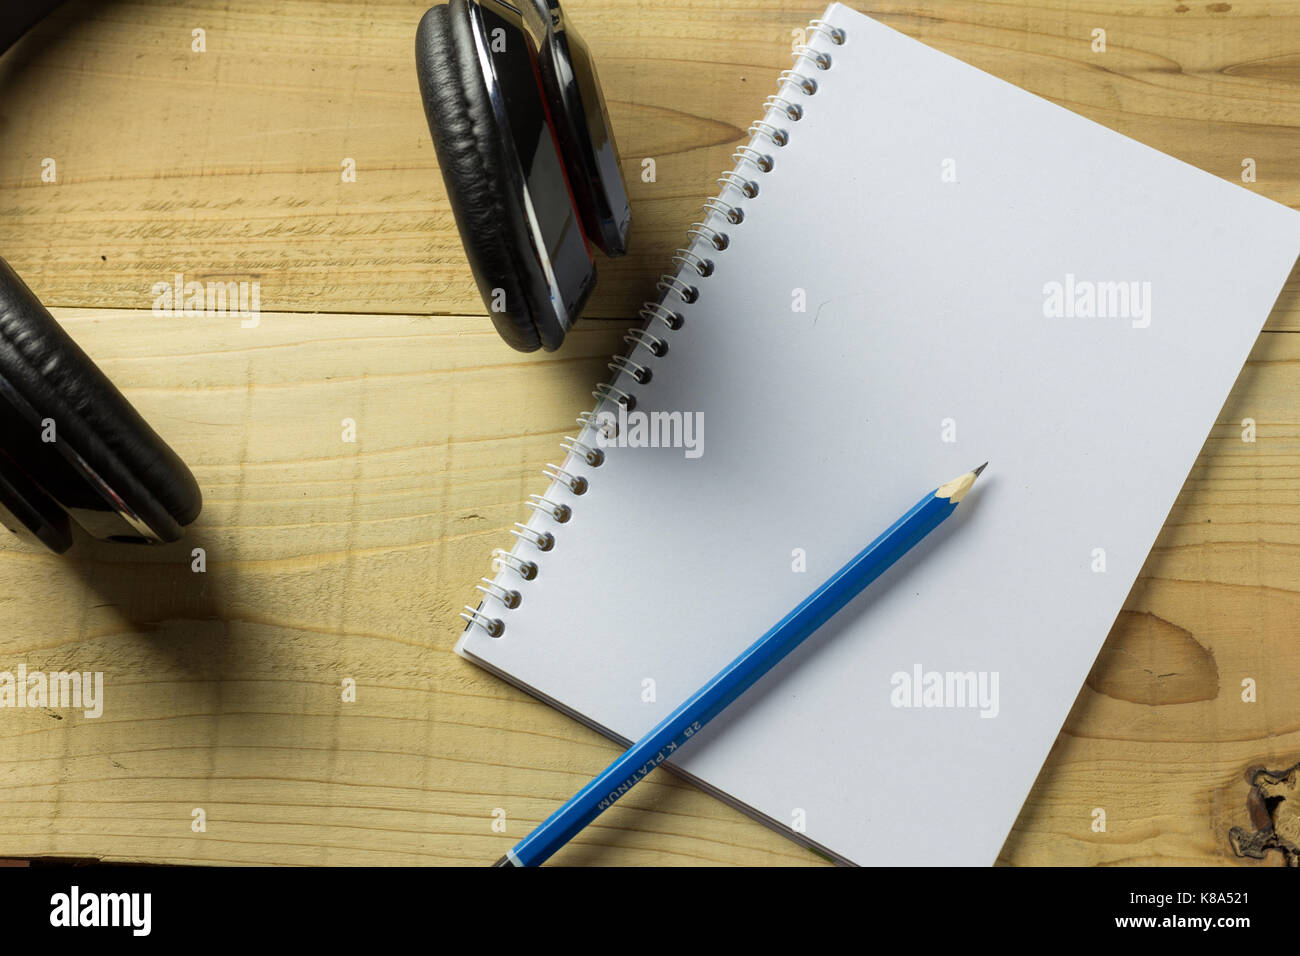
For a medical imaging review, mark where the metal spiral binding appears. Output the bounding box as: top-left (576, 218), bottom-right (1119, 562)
top-left (718, 169), bottom-right (759, 198)
top-left (671, 249), bottom-right (713, 278)
top-left (510, 522), bottom-right (555, 552)
top-left (687, 222), bottom-right (728, 252)
top-left (808, 18), bottom-right (847, 45)
top-left (460, 15), bottom-right (845, 639)
top-left (592, 380), bottom-right (635, 410)
top-left (748, 120), bottom-right (788, 147)
top-left (793, 46), bottom-right (832, 72)
top-left (624, 328), bottom-right (668, 357)
top-left (609, 354), bottom-right (652, 384)
top-left (702, 195), bottom-right (744, 225)
top-left (638, 302), bottom-right (683, 331)
top-left (542, 463), bottom-right (587, 495)
top-left (778, 68), bottom-right (817, 96)
top-left (491, 548), bottom-right (537, 581)
top-left (459, 605), bottom-right (503, 637)
top-left (657, 273), bottom-right (699, 305)
top-left (733, 145), bottom-right (774, 173)
top-left (764, 94), bottom-right (803, 122)
top-left (475, 577), bottom-right (520, 608)
top-left (525, 493), bottom-right (571, 523)
top-left (560, 434), bottom-right (605, 466)
top-left (577, 409), bottom-right (616, 438)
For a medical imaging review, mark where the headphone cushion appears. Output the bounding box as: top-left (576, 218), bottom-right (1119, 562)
top-left (416, 0), bottom-right (556, 352)
top-left (0, 258), bottom-right (202, 539)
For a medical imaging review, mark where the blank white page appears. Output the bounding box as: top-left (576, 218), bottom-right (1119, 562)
top-left (457, 3), bottom-right (1300, 864)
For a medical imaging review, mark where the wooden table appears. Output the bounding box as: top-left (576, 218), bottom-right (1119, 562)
top-left (1, 0), bottom-right (1297, 866)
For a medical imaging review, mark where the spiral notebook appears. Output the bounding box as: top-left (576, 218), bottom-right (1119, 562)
top-left (455, 3), bottom-right (1300, 864)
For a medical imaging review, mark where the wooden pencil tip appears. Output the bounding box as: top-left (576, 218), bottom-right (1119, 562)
top-left (937, 463), bottom-right (987, 503)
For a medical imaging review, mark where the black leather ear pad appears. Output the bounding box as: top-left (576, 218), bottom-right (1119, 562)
top-left (0, 257), bottom-right (202, 541)
top-left (416, 1), bottom-right (558, 352)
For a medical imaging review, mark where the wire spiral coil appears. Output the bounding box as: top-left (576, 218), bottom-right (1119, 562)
top-left (460, 16), bottom-right (846, 639)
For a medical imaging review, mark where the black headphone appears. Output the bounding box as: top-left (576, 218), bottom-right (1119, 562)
top-left (415, 0), bottom-right (630, 352)
top-left (0, 0), bottom-right (627, 553)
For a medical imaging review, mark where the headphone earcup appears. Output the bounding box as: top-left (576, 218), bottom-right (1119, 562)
top-left (416, 1), bottom-right (568, 352)
top-left (0, 257), bottom-right (202, 543)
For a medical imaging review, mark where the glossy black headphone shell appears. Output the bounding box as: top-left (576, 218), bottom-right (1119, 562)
top-left (520, 0), bottom-right (630, 257)
top-left (416, 0), bottom-right (573, 351)
top-left (0, 257), bottom-right (203, 552)
top-left (416, 0), bottom-right (630, 352)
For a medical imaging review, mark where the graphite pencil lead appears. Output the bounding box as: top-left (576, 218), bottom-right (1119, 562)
top-left (972, 462), bottom-right (988, 478)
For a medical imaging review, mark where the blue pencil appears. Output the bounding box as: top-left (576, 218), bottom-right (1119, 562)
top-left (494, 463), bottom-right (988, 867)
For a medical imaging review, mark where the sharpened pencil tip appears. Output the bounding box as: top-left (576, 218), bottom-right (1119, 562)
top-left (937, 463), bottom-right (987, 503)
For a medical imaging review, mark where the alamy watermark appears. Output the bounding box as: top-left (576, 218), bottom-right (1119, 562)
top-left (1042, 273), bottom-right (1151, 328)
top-left (0, 665), bottom-right (103, 718)
top-left (592, 406), bottom-right (704, 459)
top-left (151, 272), bottom-right (260, 327)
top-left (890, 663), bottom-right (999, 718)
top-left (50, 886), bottom-right (150, 936)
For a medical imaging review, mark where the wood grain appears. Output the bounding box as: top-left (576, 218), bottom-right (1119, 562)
top-left (0, 0), bottom-right (1297, 866)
